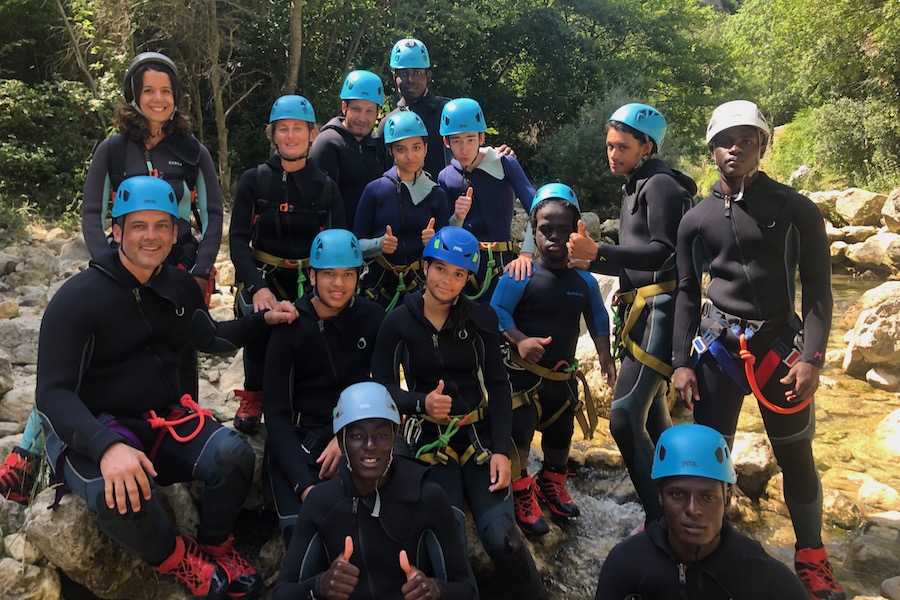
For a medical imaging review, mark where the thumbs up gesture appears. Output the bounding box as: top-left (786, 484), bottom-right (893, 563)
top-left (421, 217), bottom-right (436, 246)
top-left (319, 536), bottom-right (360, 600)
top-left (517, 335), bottom-right (552, 364)
top-left (381, 224), bottom-right (399, 255)
top-left (454, 187), bottom-right (473, 221)
top-left (567, 218), bottom-right (599, 263)
top-left (424, 379), bottom-right (452, 421)
top-left (399, 550), bottom-right (440, 600)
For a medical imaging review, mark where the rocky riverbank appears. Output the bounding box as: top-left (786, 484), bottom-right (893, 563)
top-left (1, 186), bottom-right (900, 599)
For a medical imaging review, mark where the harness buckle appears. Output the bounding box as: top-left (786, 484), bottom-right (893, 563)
top-left (783, 349), bottom-right (801, 367)
top-left (434, 449), bottom-right (450, 465)
top-left (279, 202), bottom-right (292, 213)
top-left (148, 168), bottom-right (162, 179)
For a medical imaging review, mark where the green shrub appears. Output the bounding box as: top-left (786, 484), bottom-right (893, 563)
top-left (0, 79), bottom-right (104, 217)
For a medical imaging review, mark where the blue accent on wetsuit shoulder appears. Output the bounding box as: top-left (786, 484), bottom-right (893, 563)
top-left (490, 272), bottom-right (531, 332)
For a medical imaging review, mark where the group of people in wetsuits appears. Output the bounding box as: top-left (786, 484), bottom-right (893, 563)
top-left (0, 35), bottom-right (845, 600)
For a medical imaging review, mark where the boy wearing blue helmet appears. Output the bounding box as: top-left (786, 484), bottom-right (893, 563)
top-left (229, 95), bottom-right (346, 434)
top-left (37, 176), bottom-right (298, 599)
top-left (311, 70), bottom-right (388, 225)
top-left (492, 184), bottom-right (616, 535)
top-left (595, 424), bottom-right (807, 599)
top-left (437, 98), bottom-right (538, 300)
top-left (373, 226), bottom-right (549, 599)
top-left (354, 111), bottom-right (450, 310)
top-left (274, 381), bottom-right (475, 600)
top-left (567, 103), bottom-right (696, 529)
top-left (263, 229), bottom-right (385, 544)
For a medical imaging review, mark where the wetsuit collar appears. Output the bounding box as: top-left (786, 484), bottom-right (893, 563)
top-left (472, 147), bottom-right (504, 179)
top-left (386, 165), bottom-right (436, 205)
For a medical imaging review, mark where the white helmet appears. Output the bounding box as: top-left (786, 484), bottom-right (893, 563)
top-left (705, 100), bottom-right (770, 145)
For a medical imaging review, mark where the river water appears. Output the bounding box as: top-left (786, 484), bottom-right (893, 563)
top-left (528, 274), bottom-right (899, 599)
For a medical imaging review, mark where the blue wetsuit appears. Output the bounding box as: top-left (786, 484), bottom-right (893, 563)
top-left (438, 150), bottom-right (536, 300)
top-left (673, 172), bottom-right (832, 549)
top-left (588, 158), bottom-right (695, 522)
top-left (491, 262), bottom-right (610, 451)
top-left (352, 167), bottom-right (449, 308)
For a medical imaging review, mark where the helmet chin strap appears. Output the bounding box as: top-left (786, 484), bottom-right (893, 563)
top-left (130, 100), bottom-right (176, 122)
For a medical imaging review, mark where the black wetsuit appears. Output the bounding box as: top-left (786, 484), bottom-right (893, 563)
top-left (594, 518), bottom-right (807, 599)
top-left (377, 91), bottom-right (451, 178)
top-left (230, 155), bottom-right (345, 391)
top-left (310, 116), bottom-right (387, 226)
top-left (273, 456), bottom-right (475, 600)
top-left (372, 291), bottom-right (548, 600)
top-left (36, 251), bottom-right (265, 565)
top-left (589, 158), bottom-right (695, 522)
top-left (263, 294), bottom-right (384, 536)
top-left (673, 172), bottom-right (832, 549)
top-left (491, 262), bottom-right (609, 451)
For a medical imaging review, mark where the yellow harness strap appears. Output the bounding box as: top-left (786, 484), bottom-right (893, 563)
top-left (478, 240), bottom-right (520, 253)
top-left (509, 351), bottom-right (575, 382)
top-left (252, 248), bottom-right (309, 270)
top-left (615, 281), bottom-right (676, 377)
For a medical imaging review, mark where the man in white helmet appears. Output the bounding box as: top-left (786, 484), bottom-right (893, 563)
top-left (671, 101), bottom-right (843, 599)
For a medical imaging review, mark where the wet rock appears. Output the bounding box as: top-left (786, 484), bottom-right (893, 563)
top-left (877, 410), bottom-right (900, 457)
top-left (4, 532), bottom-right (42, 564)
top-left (883, 575), bottom-right (900, 600)
top-left (882, 187), bottom-right (900, 233)
top-left (0, 557), bottom-right (61, 600)
top-left (732, 432), bottom-right (777, 500)
top-left (867, 367), bottom-right (900, 392)
top-left (858, 480), bottom-right (900, 511)
top-left (834, 188), bottom-right (887, 226)
top-left (0, 316), bottom-right (41, 365)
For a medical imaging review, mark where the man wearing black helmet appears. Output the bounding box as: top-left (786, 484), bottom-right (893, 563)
top-left (595, 424), bottom-right (807, 599)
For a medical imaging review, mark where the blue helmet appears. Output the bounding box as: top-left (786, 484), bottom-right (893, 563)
top-left (609, 103), bottom-right (667, 151)
top-left (333, 382), bottom-right (401, 434)
top-left (423, 226), bottom-right (480, 273)
top-left (383, 111), bottom-right (428, 144)
top-left (112, 176), bottom-right (180, 220)
top-left (440, 98), bottom-right (487, 136)
top-left (341, 70), bottom-right (384, 105)
top-left (310, 229), bottom-right (363, 269)
top-left (530, 183), bottom-right (580, 214)
top-left (270, 95), bottom-right (316, 124)
top-left (390, 38), bottom-right (430, 69)
top-left (651, 424), bottom-right (737, 484)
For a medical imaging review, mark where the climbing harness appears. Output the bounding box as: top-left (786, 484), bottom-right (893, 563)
top-left (146, 394), bottom-right (213, 459)
top-left (613, 281), bottom-right (676, 377)
top-left (364, 255), bottom-right (423, 312)
top-left (465, 241), bottom-right (520, 301)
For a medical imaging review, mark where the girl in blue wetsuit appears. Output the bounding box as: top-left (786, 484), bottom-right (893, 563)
top-left (353, 111), bottom-right (449, 310)
top-left (437, 98), bottom-right (537, 300)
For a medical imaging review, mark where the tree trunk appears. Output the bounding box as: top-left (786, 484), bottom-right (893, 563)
top-left (204, 0), bottom-right (232, 197)
top-left (283, 0), bottom-right (303, 94)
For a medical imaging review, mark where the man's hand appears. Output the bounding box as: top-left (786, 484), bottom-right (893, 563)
top-left (420, 218), bottom-right (436, 246)
top-left (400, 550), bottom-right (441, 600)
top-left (252, 287), bottom-right (279, 313)
top-left (673, 367), bottom-right (700, 411)
top-left (382, 225), bottom-right (399, 255)
top-left (424, 379), bottom-right (452, 421)
top-left (493, 144), bottom-right (516, 158)
top-left (780, 362), bottom-right (820, 403)
top-left (596, 342), bottom-right (617, 389)
top-left (454, 188), bottom-right (473, 222)
top-left (317, 436), bottom-right (343, 479)
top-left (319, 536), bottom-right (359, 600)
top-left (99, 442), bottom-right (157, 514)
top-left (517, 336), bottom-right (551, 364)
top-left (263, 300), bottom-right (299, 325)
top-left (567, 219), bottom-right (599, 263)
top-left (503, 253), bottom-right (533, 281)
top-left (488, 453), bottom-right (511, 492)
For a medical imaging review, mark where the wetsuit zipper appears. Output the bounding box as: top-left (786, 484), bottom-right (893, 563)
top-left (726, 196), bottom-right (764, 315)
top-left (318, 319), bottom-right (341, 382)
top-left (132, 287), bottom-right (178, 403)
top-left (677, 562), bottom-right (687, 599)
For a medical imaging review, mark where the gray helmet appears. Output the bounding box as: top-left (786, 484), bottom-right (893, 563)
top-left (123, 52), bottom-right (180, 106)
top-left (333, 382), bottom-right (400, 434)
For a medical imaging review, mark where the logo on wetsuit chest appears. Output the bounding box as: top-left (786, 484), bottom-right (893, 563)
top-left (168, 160), bottom-right (184, 167)
top-left (566, 291), bottom-right (584, 298)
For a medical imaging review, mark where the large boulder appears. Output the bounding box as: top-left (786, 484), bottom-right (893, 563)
top-left (876, 409), bottom-right (900, 457)
top-left (882, 187), bottom-right (900, 233)
top-left (731, 433), bottom-right (778, 500)
top-left (843, 283), bottom-right (900, 377)
top-left (806, 190), bottom-right (841, 221)
top-left (844, 232), bottom-right (900, 275)
top-left (834, 188), bottom-right (888, 226)
top-left (0, 316), bottom-right (42, 364)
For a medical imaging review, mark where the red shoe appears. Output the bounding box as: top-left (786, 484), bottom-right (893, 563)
top-left (0, 448), bottom-right (34, 505)
top-left (202, 534), bottom-right (263, 599)
top-left (794, 545), bottom-right (846, 600)
top-left (232, 390), bottom-right (263, 434)
top-left (156, 535), bottom-right (229, 599)
top-left (535, 467), bottom-right (580, 518)
top-left (512, 475), bottom-right (550, 536)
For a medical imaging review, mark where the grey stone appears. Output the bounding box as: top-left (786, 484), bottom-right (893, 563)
top-left (4, 532), bottom-right (42, 564)
top-left (0, 317), bottom-right (42, 365)
top-left (0, 556), bottom-right (61, 600)
top-left (732, 432), bottom-right (778, 500)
